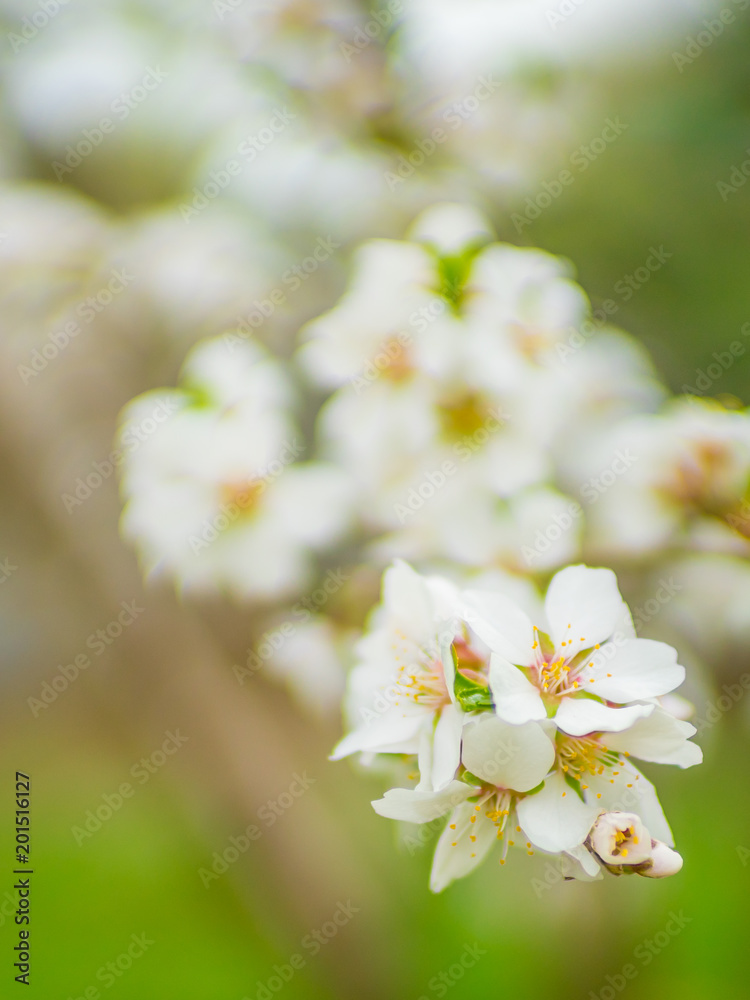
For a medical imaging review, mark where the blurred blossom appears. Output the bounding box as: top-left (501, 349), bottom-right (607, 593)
top-left (301, 203), bottom-right (660, 571)
top-left (106, 206), bottom-right (287, 345)
top-left (579, 398), bottom-right (750, 561)
top-left (263, 616), bottom-right (354, 718)
top-left (118, 336), bottom-right (354, 600)
top-left (0, 183), bottom-right (110, 340)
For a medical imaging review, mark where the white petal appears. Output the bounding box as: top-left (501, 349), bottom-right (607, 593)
top-left (605, 708), bottom-right (702, 768)
top-left (545, 565), bottom-right (627, 653)
top-left (563, 844), bottom-right (603, 881)
top-left (489, 654), bottom-right (546, 724)
top-left (431, 704), bottom-right (465, 790)
top-left (554, 698), bottom-right (655, 737)
top-left (372, 781), bottom-right (474, 824)
top-left (461, 589), bottom-right (535, 664)
top-left (517, 772), bottom-right (600, 853)
top-left (429, 801), bottom-right (497, 892)
top-left (461, 716), bottom-right (554, 792)
top-left (585, 765), bottom-right (673, 846)
top-left (640, 841), bottom-right (683, 878)
top-left (577, 639), bottom-right (685, 702)
top-left (330, 709), bottom-right (423, 759)
top-left (273, 463), bottom-right (353, 546)
top-left (383, 560), bottom-right (434, 645)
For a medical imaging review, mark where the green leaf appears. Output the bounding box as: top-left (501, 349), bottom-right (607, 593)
top-left (453, 667), bottom-right (493, 713)
top-left (563, 771), bottom-right (586, 803)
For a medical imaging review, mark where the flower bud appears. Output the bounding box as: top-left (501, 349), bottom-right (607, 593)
top-left (637, 839), bottom-right (683, 879)
top-left (589, 811), bottom-right (652, 866)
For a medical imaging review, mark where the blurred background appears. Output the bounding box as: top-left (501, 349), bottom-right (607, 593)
top-left (0, 0), bottom-right (749, 997)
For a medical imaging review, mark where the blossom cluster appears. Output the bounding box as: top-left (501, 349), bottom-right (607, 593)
top-left (333, 561), bottom-right (700, 890)
top-left (113, 200), bottom-right (750, 726)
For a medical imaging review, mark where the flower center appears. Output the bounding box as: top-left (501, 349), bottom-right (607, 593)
top-left (610, 825), bottom-right (639, 859)
top-left (219, 479), bottom-right (265, 521)
top-left (556, 734), bottom-right (621, 784)
top-left (390, 629), bottom-right (451, 709)
top-left (530, 625), bottom-right (602, 698)
top-left (448, 787), bottom-right (533, 865)
top-left (438, 392), bottom-right (492, 441)
top-left (379, 336), bottom-right (414, 382)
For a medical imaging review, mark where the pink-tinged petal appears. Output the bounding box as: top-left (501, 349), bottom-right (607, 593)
top-left (554, 698), bottom-right (655, 737)
top-left (605, 708), bottom-right (702, 768)
top-left (577, 639), bottom-right (685, 702)
top-left (461, 589), bottom-right (535, 664)
top-left (372, 780), bottom-right (474, 824)
top-left (489, 654), bottom-right (546, 725)
top-left (461, 716), bottom-right (554, 792)
top-left (517, 772), bottom-right (600, 853)
top-left (430, 801), bottom-right (497, 892)
top-left (545, 565), bottom-right (627, 654)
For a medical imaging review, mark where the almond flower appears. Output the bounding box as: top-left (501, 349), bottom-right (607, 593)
top-left (336, 560), bottom-right (701, 891)
top-left (463, 564), bottom-right (688, 738)
top-left (330, 560), bottom-right (470, 791)
top-left (372, 713), bottom-right (560, 892)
